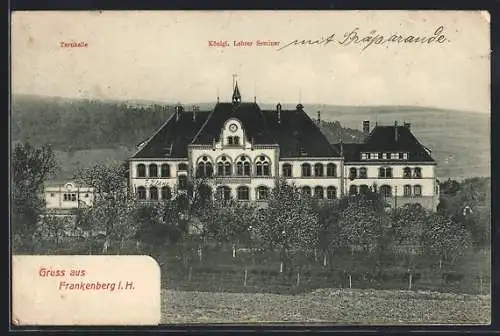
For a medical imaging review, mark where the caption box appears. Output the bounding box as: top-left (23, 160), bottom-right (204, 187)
top-left (12, 255), bottom-right (161, 325)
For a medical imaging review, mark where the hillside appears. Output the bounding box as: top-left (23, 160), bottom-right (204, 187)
top-left (11, 94), bottom-right (490, 181)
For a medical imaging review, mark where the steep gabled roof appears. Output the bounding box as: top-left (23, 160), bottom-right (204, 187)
top-left (333, 125), bottom-right (435, 163)
top-left (132, 110), bottom-right (210, 158)
top-left (191, 102), bottom-right (276, 145)
top-left (262, 108), bottom-right (340, 158)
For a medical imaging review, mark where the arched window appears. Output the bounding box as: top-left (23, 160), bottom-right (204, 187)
top-left (149, 164), bottom-right (158, 178)
top-left (178, 163), bottom-right (188, 171)
top-left (414, 185), bottom-right (422, 196)
top-left (234, 136), bottom-right (240, 145)
top-left (404, 184), bottom-right (412, 196)
top-left (349, 167), bottom-right (357, 179)
top-left (413, 167), bottom-right (422, 178)
top-left (301, 186), bottom-right (312, 197)
top-left (349, 185), bottom-right (358, 196)
top-left (237, 186), bottom-right (250, 200)
top-left (326, 186), bottom-right (337, 199)
top-left (137, 164), bottom-right (146, 178)
top-left (150, 186), bottom-right (158, 200)
top-left (380, 185), bottom-right (392, 197)
top-left (216, 155), bottom-right (232, 176)
top-left (282, 163), bottom-right (292, 177)
top-left (137, 186), bottom-right (146, 200)
top-left (301, 163), bottom-right (311, 177)
top-left (359, 167), bottom-right (367, 179)
top-left (216, 186), bottom-right (231, 201)
top-left (359, 184), bottom-right (369, 195)
top-left (227, 136), bottom-right (234, 145)
top-left (161, 164), bottom-right (170, 177)
top-left (314, 186), bottom-right (324, 199)
top-left (379, 167), bottom-right (393, 178)
top-left (236, 156), bottom-right (251, 176)
top-left (326, 163), bottom-right (337, 177)
top-left (161, 186), bottom-right (171, 200)
top-left (196, 156), bottom-right (213, 178)
top-left (314, 163), bottom-right (324, 177)
top-left (403, 167), bottom-right (412, 178)
top-left (255, 155), bottom-right (271, 176)
top-left (178, 175), bottom-right (188, 190)
top-left (256, 186), bottom-right (270, 200)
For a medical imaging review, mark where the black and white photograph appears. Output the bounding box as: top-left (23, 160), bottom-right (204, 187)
top-left (10, 11), bottom-right (491, 324)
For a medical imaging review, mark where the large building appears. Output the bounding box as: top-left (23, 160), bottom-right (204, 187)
top-left (128, 82), bottom-right (439, 211)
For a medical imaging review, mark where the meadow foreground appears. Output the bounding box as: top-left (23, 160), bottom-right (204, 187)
top-left (161, 288), bottom-right (490, 324)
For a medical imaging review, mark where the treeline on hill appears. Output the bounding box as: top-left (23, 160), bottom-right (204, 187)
top-left (12, 142), bottom-right (491, 294)
top-left (11, 95), bottom-right (365, 151)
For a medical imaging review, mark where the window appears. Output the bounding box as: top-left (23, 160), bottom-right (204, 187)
top-left (314, 186), bottom-right (324, 199)
top-left (385, 153), bottom-right (391, 160)
top-left (414, 185), bottom-right (422, 196)
top-left (217, 156), bottom-right (232, 176)
top-left (349, 167), bottom-right (357, 180)
top-left (137, 164), bottom-right (146, 177)
top-left (50, 193), bottom-right (55, 197)
top-left (237, 186), bottom-right (250, 200)
top-left (361, 153), bottom-right (368, 160)
top-left (149, 164), bottom-right (158, 178)
top-left (255, 156), bottom-right (271, 176)
top-left (379, 167), bottom-right (393, 178)
top-left (391, 153), bottom-right (399, 160)
top-left (399, 153), bottom-right (405, 160)
top-left (302, 186), bottom-right (312, 197)
top-left (137, 186), bottom-right (146, 200)
top-left (326, 163), bottom-right (337, 177)
top-left (161, 164), bottom-right (170, 177)
top-left (380, 185), bottom-right (392, 197)
top-left (161, 186), bottom-right (171, 200)
top-left (404, 185), bottom-right (412, 196)
top-left (326, 186), bottom-right (337, 199)
top-left (403, 167), bottom-right (412, 178)
top-left (359, 167), bottom-right (367, 179)
top-left (196, 156), bottom-right (213, 178)
top-left (314, 163), bottom-right (324, 177)
top-left (282, 163), bottom-right (292, 177)
top-left (227, 136), bottom-right (234, 145)
top-left (63, 193), bottom-right (77, 202)
top-left (216, 186), bottom-right (231, 201)
top-left (84, 194), bottom-right (89, 198)
top-left (349, 185), bottom-right (358, 196)
top-left (301, 163), bottom-right (311, 177)
top-left (370, 153), bottom-right (379, 160)
top-left (236, 156), bottom-right (251, 176)
top-left (178, 175), bottom-right (188, 190)
top-left (403, 153), bottom-right (409, 160)
top-left (414, 167), bottom-right (422, 178)
top-left (234, 136), bottom-right (240, 145)
top-left (150, 186), bottom-right (158, 200)
top-left (257, 186), bottom-right (269, 200)
top-left (359, 185), bottom-right (369, 195)
top-left (178, 163), bottom-right (188, 171)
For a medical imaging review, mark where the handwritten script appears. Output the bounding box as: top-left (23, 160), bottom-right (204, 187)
top-left (277, 26), bottom-right (449, 51)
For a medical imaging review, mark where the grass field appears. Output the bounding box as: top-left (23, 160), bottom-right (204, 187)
top-left (161, 288), bottom-right (490, 324)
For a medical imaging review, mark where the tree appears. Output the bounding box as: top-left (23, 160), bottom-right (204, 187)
top-left (12, 143), bottom-right (59, 252)
top-left (254, 179), bottom-right (320, 272)
top-left (422, 213), bottom-right (473, 268)
top-left (74, 162), bottom-right (137, 253)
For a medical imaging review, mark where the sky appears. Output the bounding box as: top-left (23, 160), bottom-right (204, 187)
top-left (11, 11), bottom-right (490, 113)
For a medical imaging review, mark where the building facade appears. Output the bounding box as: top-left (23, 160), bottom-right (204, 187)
top-left (128, 83), bottom-right (439, 211)
top-left (44, 182), bottom-right (94, 211)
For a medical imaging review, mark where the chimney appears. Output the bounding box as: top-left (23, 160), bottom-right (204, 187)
top-left (317, 111), bottom-right (321, 125)
top-left (175, 105), bottom-right (182, 122)
top-left (276, 103), bottom-right (282, 124)
top-left (192, 105), bottom-right (198, 122)
top-left (363, 120), bottom-right (370, 135)
top-left (404, 122), bottom-right (411, 130)
top-left (394, 121), bottom-right (399, 141)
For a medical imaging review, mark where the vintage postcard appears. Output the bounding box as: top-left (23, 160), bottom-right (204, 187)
top-left (10, 10), bottom-right (491, 326)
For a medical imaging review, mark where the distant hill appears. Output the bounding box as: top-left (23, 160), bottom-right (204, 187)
top-left (11, 94), bottom-right (490, 181)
